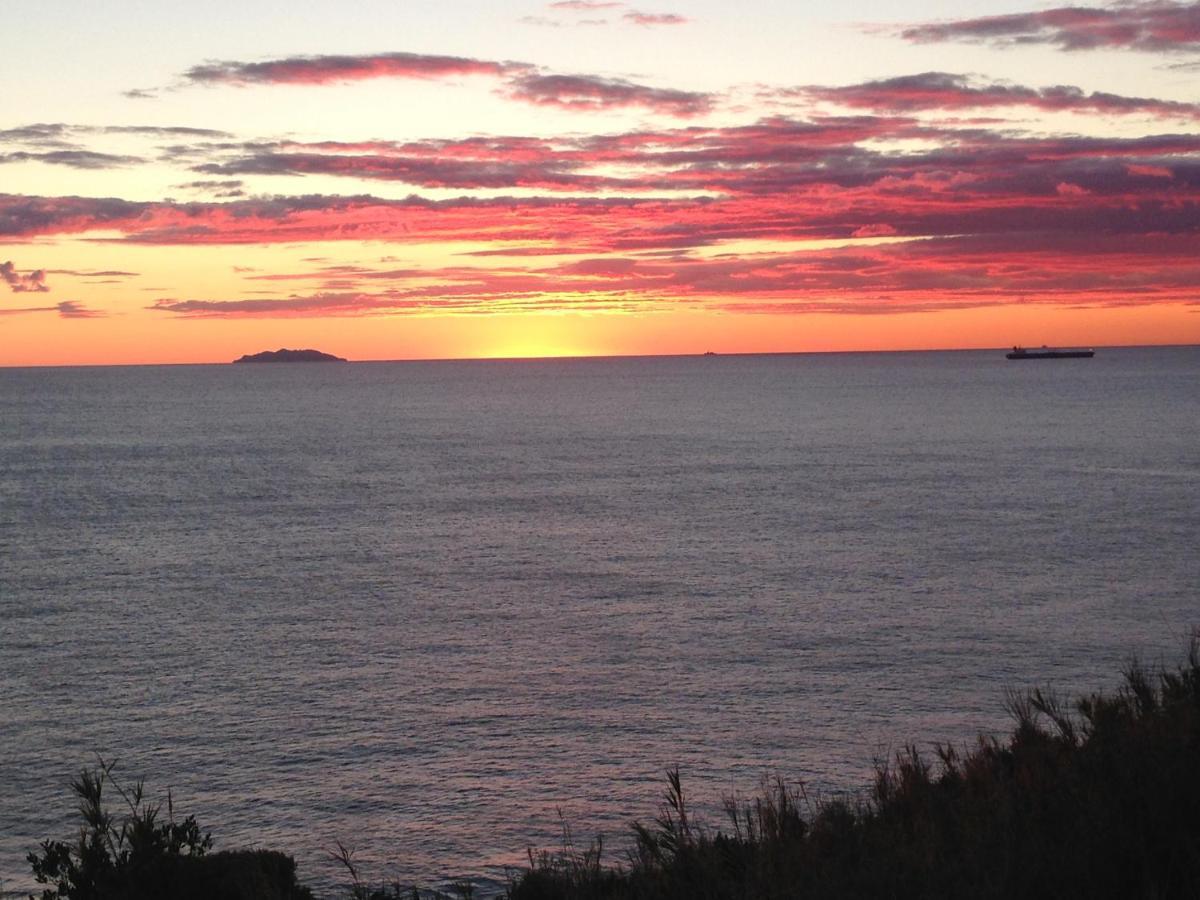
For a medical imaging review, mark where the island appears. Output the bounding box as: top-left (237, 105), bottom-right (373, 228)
top-left (233, 348), bottom-right (346, 363)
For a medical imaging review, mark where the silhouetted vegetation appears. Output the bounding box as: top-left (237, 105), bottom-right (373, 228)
top-left (27, 640), bottom-right (1200, 898)
top-left (508, 638), bottom-right (1200, 900)
top-left (329, 841), bottom-right (476, 900)
top-left (27, 759), bottom-right (312, 900)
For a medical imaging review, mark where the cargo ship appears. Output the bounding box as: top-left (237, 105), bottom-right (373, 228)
top-left (1006, 346), bottom-right (1094, 360)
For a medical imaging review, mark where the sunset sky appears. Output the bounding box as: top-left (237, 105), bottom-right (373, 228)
top-left (3, 0), bottom-right (1199, 364)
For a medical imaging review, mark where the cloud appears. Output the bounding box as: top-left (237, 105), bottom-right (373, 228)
top-left (175, 179), bottom-right (246, 198)
top-left (1126, 163), bottom-right (1174, 177)
top-left (900, 1), bottom-right (1200, 53)
top-left (183, 52), bottom-right (519, 86)
top-left (9, 33), bottom-right (1196, 323)
top-left (0, 194), bottom-right (150, 238)
top-left (142, 226), bottom-right (1200, 319)
top-left (0, 123), bottom-right (76, 146)
top-left (0, 123), bottom-right (231, 148)
top-left (797, 71), bottom-right (1200, 119)
top-left (3, 104), bottom-right (1199, 307)
top-left (49, 268), bottom-right (139, 277)
top-left (150, 293), bottom-right (379, 316)
top-left (182, 117), bottom-right (908, 191)
top-left (623, 11), bottom-right (689, 26)
top-left (529, 0), bottom-right (624, 23)
top-left (101, 125), bottom-right (232, 138)
top-left (1, 260), bottom-right (49, 292)
top-left (173, 49), bottom-right (711, 119)
top-left (55, 300), bottom-right (104, 318)
top-left (551, 1), bottom-right (622, 9)
top-left (192, 149), bottom-right (612, 190)
top-left (852, 223), bottom-right (900, 237)
top-left (0, 299), bottom-right (103, 318)
top-left (505, 72), bottom-right (712, 115)
top-left (0, 150), bottom-right (143, 169)
top-left (169, 48), bottom-right (720, 128)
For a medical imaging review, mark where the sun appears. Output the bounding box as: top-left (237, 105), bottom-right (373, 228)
top-left (474, 317), bottom-right (603, 359)
top-left (477, 340), bottom-right (591, 360)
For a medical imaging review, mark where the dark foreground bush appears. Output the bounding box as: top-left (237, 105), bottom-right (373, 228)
top-left (509, 639), bottom-right (1200, 900)
top-left (28, 759), bottom-right (313, 900)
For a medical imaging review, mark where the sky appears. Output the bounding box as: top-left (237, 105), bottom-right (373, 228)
top-left (2, 0), bottom-right (1199, 364)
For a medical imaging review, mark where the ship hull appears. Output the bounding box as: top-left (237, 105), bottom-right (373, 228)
top-left (1006, 350), bottom-right (1094, 360)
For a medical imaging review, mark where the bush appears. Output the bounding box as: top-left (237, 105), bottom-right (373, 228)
top-left (508, 637), bottom-right (1200, 900)
top-left (28, 759), bottom-right (313, 900)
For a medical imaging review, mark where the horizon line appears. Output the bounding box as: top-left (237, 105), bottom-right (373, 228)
top-left (3, 342), bottom-right (1197, 370)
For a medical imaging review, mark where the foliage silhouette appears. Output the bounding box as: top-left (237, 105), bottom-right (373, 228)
top-left (508, 637), bottom-right (1200, 900)
top-left (27, 758), bottom-right (312, 900)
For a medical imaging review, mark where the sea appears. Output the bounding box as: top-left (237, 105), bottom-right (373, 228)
top-left (1, 348), bottom-right (1197, 897)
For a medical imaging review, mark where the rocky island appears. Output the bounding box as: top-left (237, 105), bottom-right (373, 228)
top-left (233, 348), bottom-right (346, 363)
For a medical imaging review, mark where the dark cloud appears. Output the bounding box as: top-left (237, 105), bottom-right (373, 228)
top-left (797, 71), bottom-right (1200, 119)
top-left (0, 299), bottom-right (103, 317)
top-left (506, 73), bottom-right (712, 115)
top-left (900, 2), bottom-right (1200, 53)
top-left (1, 260), bottom-right (49, 292)
top-left (0, 194), bottom-right (150, 238)
top-left (175, 179), bottom-right (247, 198)
top-left (172, 49), bottom-right (712, 120)
top-left (0, 123), bottom-right (231, 149)
top-left (0, 150), bottom-right (143, 169)
top-left (49, 269), bottom-right (139, 277)
top-left (192, 151), bottom-right (611, 190)
top-left (0, 123), bottom-right (76, 146)
top-left (102, 125), bottom-right (232, 138)
top-left (56, 300), bottom-right (104, 318)
top-left (150, 293), bottom-right (376, 316)
top-left (176, 179), bottom-right (245, 189)
top-left (183, 52), bottom-right (520, 86)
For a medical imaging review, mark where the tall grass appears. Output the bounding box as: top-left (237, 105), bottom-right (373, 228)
top-left (29, 640), bottom-right (1200, 898)
top-left (508, 638), bottom-right (1200, 899)
top-left (26, 758), bottom-right (313, 900)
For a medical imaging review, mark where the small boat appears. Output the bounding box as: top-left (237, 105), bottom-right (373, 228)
top-left (1006, 345), bottom-right (1094, 360)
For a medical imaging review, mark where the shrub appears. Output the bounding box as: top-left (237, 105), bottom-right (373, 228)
top-left (28, 759), bottom-right (313, 900)
top-left (508, 636), bottom-right (1200, 900)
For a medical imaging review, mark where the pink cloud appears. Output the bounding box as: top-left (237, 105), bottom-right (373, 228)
top-left (5, 93), bottom-right (1200, 323)
top-left (1055, 181), bottom-right (1090, 195)
top-left (550, 1), bottom-right (622, 8)
top-left (624, 11), bottom-right (689, 26)
top-left (143, 229), bottom-right (1200, 319)
top-left (1126, 163), bottom-right (1174, 177)
top-left (852, 223), bottom-right (899, 237)
top-left (6, 112), bottom-right (1200, 248)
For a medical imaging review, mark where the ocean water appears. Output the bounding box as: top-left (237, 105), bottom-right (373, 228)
top-left (1, 348), bottom-right (1197, 896)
